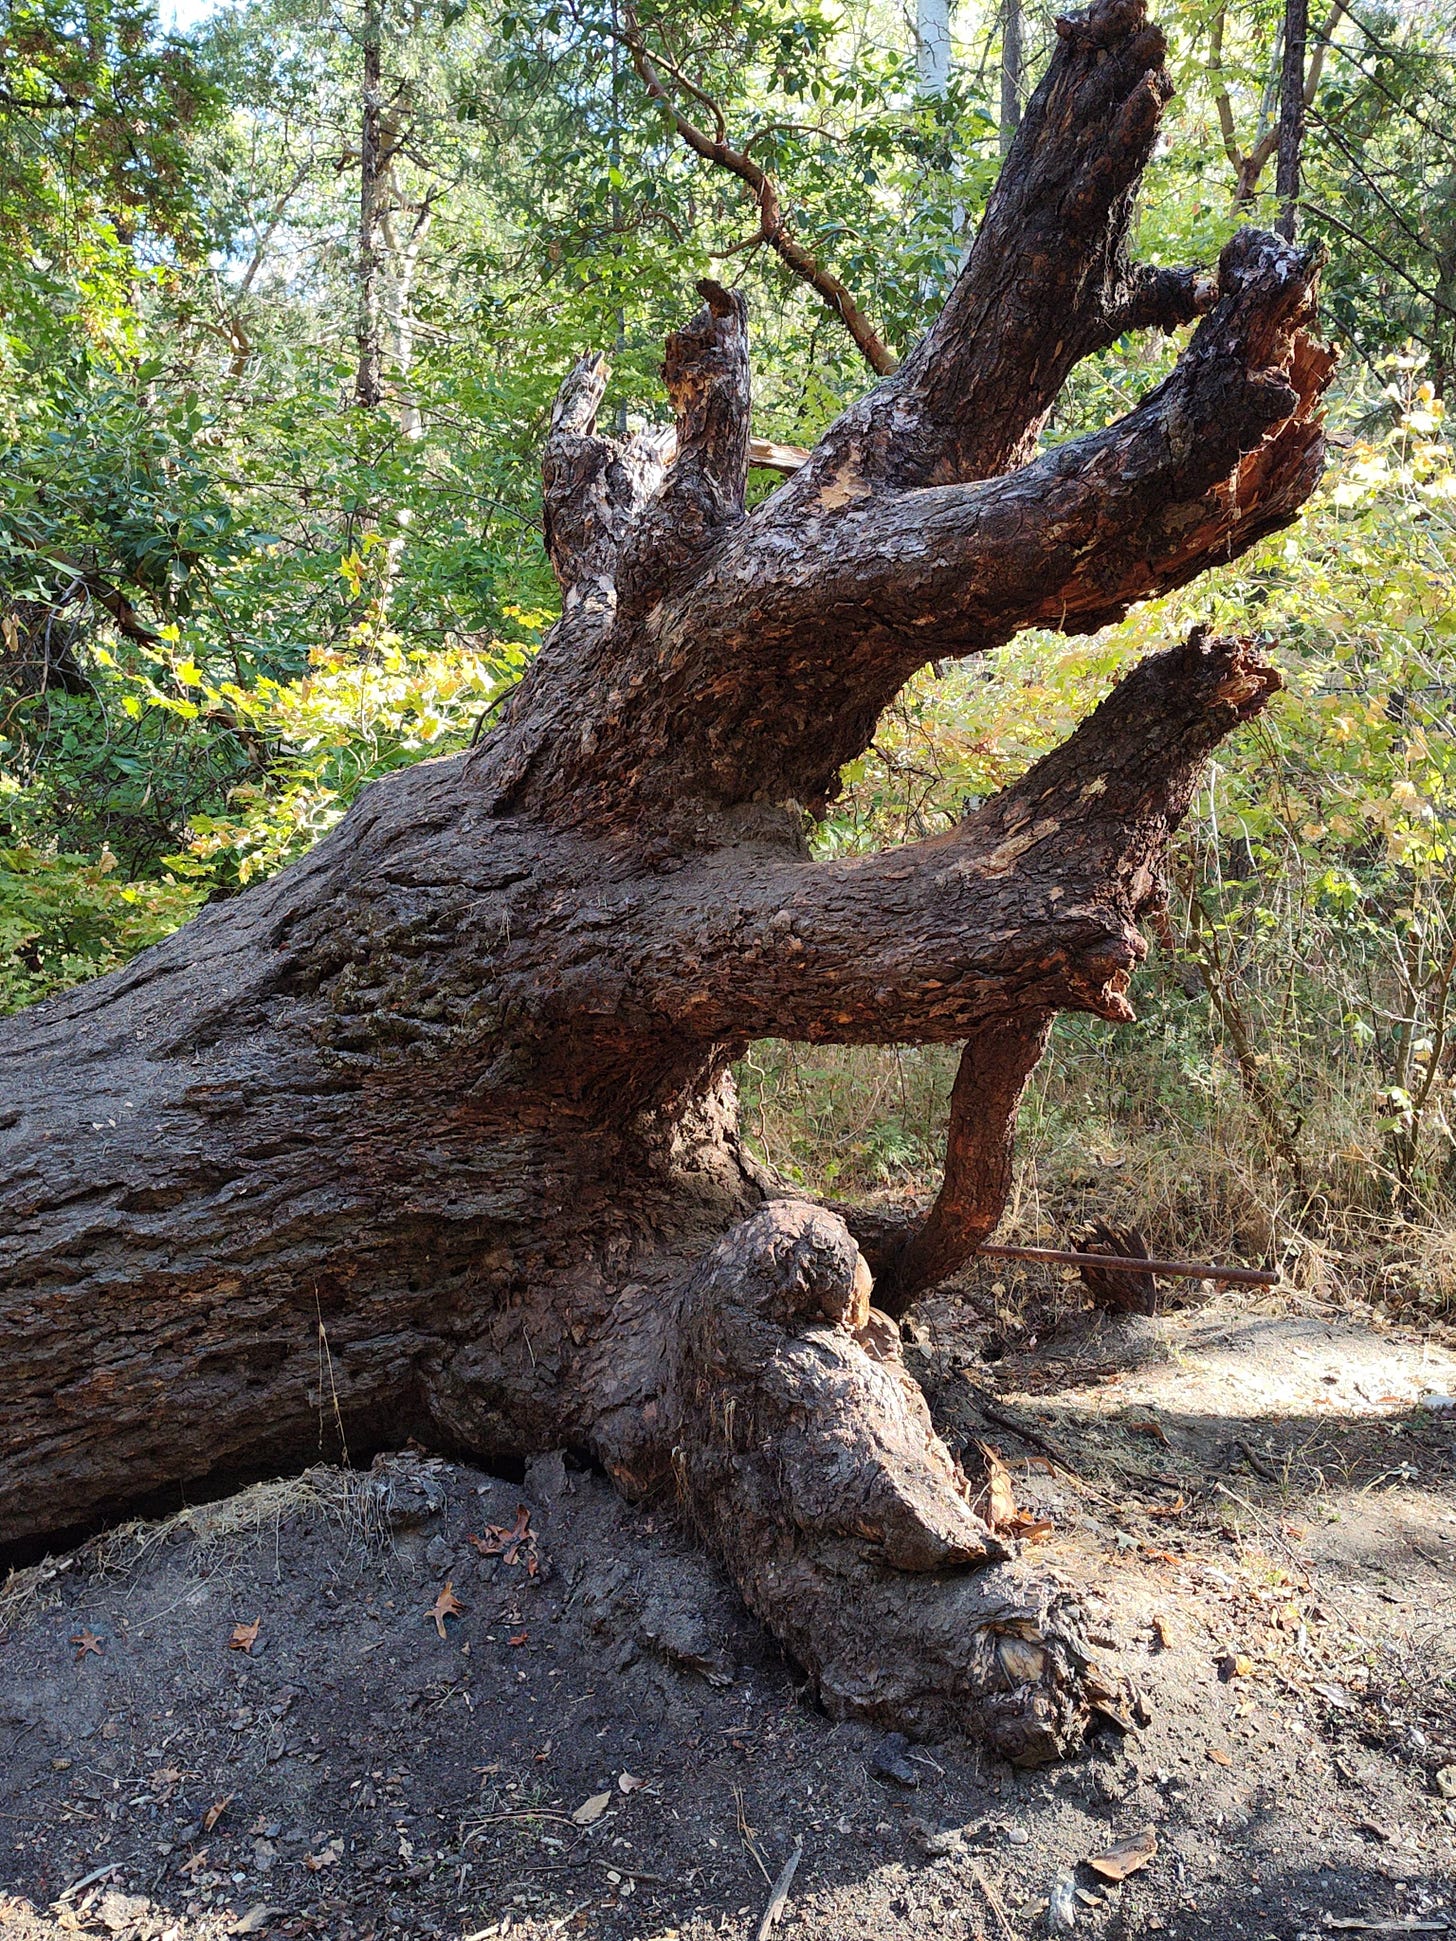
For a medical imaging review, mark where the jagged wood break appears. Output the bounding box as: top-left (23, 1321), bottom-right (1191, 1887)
top-left (0, 0), bottom-right (1331, 1763)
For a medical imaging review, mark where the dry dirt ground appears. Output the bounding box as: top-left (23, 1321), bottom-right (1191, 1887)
top-left (4, 1271), bottom-right (1456, 1941)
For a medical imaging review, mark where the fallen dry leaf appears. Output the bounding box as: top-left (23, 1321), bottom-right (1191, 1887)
top-left (572, 1791), bottom-right (612, 1826)
top-left (1148, 1494), bottom-right (1187, 1519)
top-left (233, 1907), bottom-right (280, 1936)
top-left (1128, 1418), bottom-right (1170, 1445)
top-left (305, 1839), bottom-right (343, 1871)
top-left (1207, 1747), bottom-right (1233, 1767)
top-left (429, 1580), bottom-right (465, 1639)
top-left (1009, 1513), bottom-right (1054, 1542)
top-left (228, 1619), bottom-right (261, 1655)
top-left (1086, 1826), bottom-right (1157, 1882)
top-left (203, 1794), bottom-right (233, 1834)
top-left (466, 1504), bottom-right (535, 1567)
top-left (976, 1442), bottom-right (1018, 1533)
top-left (1313, 1681), bottom-right (1358, 1712)
top-left (70, 1630), bottom-right (102, 1662)
top-left (508, 1630), bottom-right (528, 1647)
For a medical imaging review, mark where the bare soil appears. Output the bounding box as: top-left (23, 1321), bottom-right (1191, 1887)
top-left (4, 1275), bottom-right (1456, 1941)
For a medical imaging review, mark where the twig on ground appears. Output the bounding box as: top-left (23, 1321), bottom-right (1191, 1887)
top-left (971, 1860), bottom-right (1017, 1941)
top-left (970, 1395), bottom-right (1169, 1509)
top-left (1233, 1437), bottom-right (1281, 1482)
top-left (58, 1860), bottom-right (122, 1902)
top-left (971, 1395), bottom-right (1091, 1479)
top-left (736, 1784), bottom-right (774, 1884)
top-left (755, 1836), bottom-right (803, 1940)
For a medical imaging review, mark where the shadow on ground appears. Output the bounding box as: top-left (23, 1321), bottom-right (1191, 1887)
top-left (1, 1286), bottom-right (1454, 1941)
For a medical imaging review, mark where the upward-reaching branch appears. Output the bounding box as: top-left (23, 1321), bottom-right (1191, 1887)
top-left (780, 0), bottom-right (1222, 503)
top-left (616, 279), bottom-right (751, 612)
top-left (487, 222), bottom-right (1332, 831)
top-left (539, 352), bottom-right (674, 618)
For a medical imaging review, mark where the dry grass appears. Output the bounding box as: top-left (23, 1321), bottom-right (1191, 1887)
top-left (0, 1464), bottom-right (382, 1640)
top-left (736, 1020), bottom-right (1456, 1326)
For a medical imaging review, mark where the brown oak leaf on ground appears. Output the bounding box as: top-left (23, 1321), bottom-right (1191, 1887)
top-left (430, 1580), bottom-right (465, 1639)
top-left (466, 1504), bottom-right (538, 1574)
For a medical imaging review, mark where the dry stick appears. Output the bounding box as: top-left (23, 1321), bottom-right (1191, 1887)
top-left (975, 1243), bottom-right (1278, 1287)
top-left (972, 1861), bottom-right (1018, 1941)
top-left (755, 1838), bottom-right (803, 1941)
top-left (58, 1860), bottom-right (122, 1903)
top-left (971, 1394), bottom-right (1160, 1509)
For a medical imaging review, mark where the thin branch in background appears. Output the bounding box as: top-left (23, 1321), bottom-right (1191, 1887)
top-left (1325, 37), bottom-right (1456, 147)
top-left (1307, 110), bottom-right (1441, 265)
top-left (616, 7), bottom-right (899, 376)
top-left (1304, 201), bottom-right (1456, 322)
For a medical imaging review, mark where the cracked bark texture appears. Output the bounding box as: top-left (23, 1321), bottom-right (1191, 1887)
top-left (0, 0), bottom-right (1331, 1762)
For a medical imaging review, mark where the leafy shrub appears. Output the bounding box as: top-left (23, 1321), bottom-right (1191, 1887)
top-left (0, 841), bottom-right (203, 1011)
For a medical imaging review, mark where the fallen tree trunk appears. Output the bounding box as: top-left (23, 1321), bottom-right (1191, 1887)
top-left (0, 0), bottom-right (1332, 1762)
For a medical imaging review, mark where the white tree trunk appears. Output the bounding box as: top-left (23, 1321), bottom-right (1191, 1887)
top-left (916, 0), bottom-right (952, 93)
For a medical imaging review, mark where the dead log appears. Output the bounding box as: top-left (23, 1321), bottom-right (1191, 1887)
top-left (0, 0), bottom-right (1332, 1763)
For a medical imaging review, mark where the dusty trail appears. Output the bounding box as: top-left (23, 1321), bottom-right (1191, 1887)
top-left (3, 1285), bottom-right (1455, 1941)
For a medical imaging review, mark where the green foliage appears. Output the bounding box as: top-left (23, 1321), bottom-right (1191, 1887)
top-left (0, 838), bottom-right (202, 1009)
top-left (118, 545), bottom-right (540, 889)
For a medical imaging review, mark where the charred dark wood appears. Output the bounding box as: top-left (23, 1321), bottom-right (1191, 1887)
top-left (0, 0), bottom-right (1333, 1759)
top-left (1074, 1220), bottom-right (1160, 1314)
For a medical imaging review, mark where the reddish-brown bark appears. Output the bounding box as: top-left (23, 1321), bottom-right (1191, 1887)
top-left (0, 0), bottom-right (1332, 1761)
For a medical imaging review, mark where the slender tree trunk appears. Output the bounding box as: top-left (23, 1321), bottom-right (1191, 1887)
top-left (0, 0), bottom-right (1333, 1763)
top-left (1000, 0), bottom-right (1022, 157)
top-left (354, 0), bottom-right (385, 410)
top-left (917, 0), bottom-right (953, 94)
top-left (1275, 0), bottom-right (1309, 239)
top-left (383, 191), bottom-right (434, 439)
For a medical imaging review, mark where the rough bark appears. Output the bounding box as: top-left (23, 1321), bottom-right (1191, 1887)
top-left (0, 0), bottom-right (1333, 1762)
top-left (353, 0), bottom-right (385, 410)
top-left (1275, 0), bottom-right (1310, 239)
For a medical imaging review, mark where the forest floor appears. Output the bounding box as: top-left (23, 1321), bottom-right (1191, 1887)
top-left (3, 1264), bottom-right (1456, 1941)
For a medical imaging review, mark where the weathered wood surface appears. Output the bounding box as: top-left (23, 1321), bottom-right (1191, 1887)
top-left (0, 0), bottom-right (1331, 1758)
